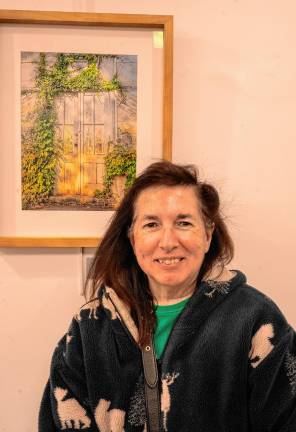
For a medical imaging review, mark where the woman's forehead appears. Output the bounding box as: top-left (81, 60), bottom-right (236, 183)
top-left (134, 185), bottom-right (201, 216)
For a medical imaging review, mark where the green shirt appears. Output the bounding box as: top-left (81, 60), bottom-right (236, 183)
top-left (153, 297), bottom-right (191, 359)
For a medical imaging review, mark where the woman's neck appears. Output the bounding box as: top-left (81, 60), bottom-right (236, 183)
top-left (150, 281), bottom-right (196, 306)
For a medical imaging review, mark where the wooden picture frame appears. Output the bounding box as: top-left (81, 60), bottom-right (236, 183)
top-left (0, 9), bottom-right (173, 247)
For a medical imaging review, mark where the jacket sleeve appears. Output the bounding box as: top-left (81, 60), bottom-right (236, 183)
top-left (248, 301), bottom-right (296, 432)
top-left (38, 316), bottom-right (99, 431)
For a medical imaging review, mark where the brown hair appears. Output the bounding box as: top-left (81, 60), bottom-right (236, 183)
top-left (84, 161), bottom-right (234, 347)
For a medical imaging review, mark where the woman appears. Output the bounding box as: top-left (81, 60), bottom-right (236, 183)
top-left (39, 161), bottom-right (296, 431)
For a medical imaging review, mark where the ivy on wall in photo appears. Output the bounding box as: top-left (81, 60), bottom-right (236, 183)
top-left (21, 52), bottom-right (133, 209)
top-left (94, 144), bottom-right (136, 199)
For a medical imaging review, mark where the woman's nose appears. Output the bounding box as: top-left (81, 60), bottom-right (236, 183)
top-left (158, 227), bottom-right (179, 251)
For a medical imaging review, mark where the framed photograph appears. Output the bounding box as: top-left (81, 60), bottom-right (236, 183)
top-left (0, 10), bottom-right (173, 247)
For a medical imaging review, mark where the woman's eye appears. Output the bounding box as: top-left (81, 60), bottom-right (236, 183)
top-left (143, 222), bottom-right (158, 228)
top-left (177, 221), bottom-right (192, 227)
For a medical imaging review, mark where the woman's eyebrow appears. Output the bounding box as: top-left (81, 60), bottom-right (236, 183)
top-left (141, 215), bottom-right (160, 221)
top-left (133, 213), bottom-right (194, 223)
top-left (139, 213), bottom-right (195, 220)
top-left (176, 213), bottom-right (195, 219)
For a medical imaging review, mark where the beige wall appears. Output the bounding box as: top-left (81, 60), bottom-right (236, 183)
top-left (0, 0), bottom-right (295, 430)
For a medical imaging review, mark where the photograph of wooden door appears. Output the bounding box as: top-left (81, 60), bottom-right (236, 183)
top-left (55, 91), bottom-right (115, 198)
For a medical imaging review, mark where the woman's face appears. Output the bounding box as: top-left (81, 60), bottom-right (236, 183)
top-left (129, 185), bottom-right (213, 295)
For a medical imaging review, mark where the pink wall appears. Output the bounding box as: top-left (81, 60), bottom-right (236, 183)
top-left (0, 1), bottom-right (295, 431)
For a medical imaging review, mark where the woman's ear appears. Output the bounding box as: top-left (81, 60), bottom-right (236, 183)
top-left (205, 222), bottom-right (215, 253)
top-left (127, 227), bottom-right (134, 249)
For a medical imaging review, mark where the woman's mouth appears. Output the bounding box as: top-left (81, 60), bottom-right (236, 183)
top-left (155, 258), bottom-right (184, 265)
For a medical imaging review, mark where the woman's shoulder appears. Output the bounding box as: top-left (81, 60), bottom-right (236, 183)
top-left (236, 277), bottom-right (286, 316)
top-left (203, 267), bottom-right (291, 333)
top-left (51, 297), bottom-right (107, 368)
top-left (229, 271), bottom-right (292, 336)
top-left (74, 297), bottom-right (103, 322)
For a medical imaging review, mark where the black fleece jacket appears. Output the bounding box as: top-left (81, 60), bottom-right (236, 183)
top-left (38, 270), bottom-right (296, 431)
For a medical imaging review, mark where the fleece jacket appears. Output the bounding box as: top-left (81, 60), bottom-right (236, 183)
top-left (38, 270), bottom-right (296, 431)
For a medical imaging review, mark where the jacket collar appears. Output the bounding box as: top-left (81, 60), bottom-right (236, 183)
top-left (101, 286), bottom-right (140, 344)
top-left (98, 269), bottom-right (246, 350)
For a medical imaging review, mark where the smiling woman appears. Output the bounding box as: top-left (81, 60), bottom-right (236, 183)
top-left (85, 161), bottom-right (234, 346)
top-left (39, 161), bottom-right (296, 432)
top-left (128, 185), bottom-right (215, 305)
